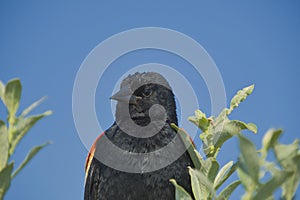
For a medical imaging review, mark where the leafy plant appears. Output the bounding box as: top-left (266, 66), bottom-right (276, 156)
top-left (0, 79), bottom-right (52, 200)
top-left (171, 85), bottom-right (300, 200)
top-left (238, 129), bottom-right (299, 200)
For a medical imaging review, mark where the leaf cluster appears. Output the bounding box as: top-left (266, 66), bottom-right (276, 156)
top-left (238, 129), bottom-right (300, 200)
top-left (171, 85), bottom-right (300, 200)
top-left (0, 79), bottom-right (52, 200)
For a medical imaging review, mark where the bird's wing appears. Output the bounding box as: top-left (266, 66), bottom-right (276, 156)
top-left (84, 132), bottom-right (105, 200)
top-left (84, 132), bottom-right (105, 180)
top-left (84, 158), bottom-right (101, 200)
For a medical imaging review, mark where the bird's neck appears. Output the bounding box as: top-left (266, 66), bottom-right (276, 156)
top-left (106, 122), bottom-right (176, 153)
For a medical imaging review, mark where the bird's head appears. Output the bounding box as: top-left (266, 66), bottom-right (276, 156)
top-left (111, 72), bottom-right (178, 127)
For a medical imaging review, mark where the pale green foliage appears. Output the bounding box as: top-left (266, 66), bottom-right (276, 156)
top-left (12, 142), bottom-right (50, 179)
top-left (0, 163), bottom-right (13, 200)
top-left (238, 130), bottom-right (299, 200)
top-left (0, 79), bottom-right (51, 200)
top-left (171, 124), bottom-right (202, 169)
top-left (0, 121), bottom-right (8, 171)
top-left (216, 180), bottom-right (240, 200)
top-left (170, 179), bottom-right (193, 200)
top-left (228, 85), bottom-right (254, 114)
top-left (171, 85), bottom-right (300, 200)
top-left (213, 161), bottom-right (235, 190)
top-left (188, 85), bottom-right (257, 159)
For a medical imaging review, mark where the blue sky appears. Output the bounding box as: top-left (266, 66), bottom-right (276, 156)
top-left (1, 1), bottom-right (300, 199)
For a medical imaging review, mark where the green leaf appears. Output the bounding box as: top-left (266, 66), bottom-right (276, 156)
top-left (0, 81), bottom-right (4, 102)
top-left (281, 151), bottom-right (300, 199)
top-left (237, 165), bottom-right (256, 195)
top-left (171, 123), bottom-right (202, 169)
top-left (201, 158), bottom-right (219, 183)
top-left (4, 79), bottom-right (22, 122)
top-left (238, 134), bottom-right (260, 184)
top-left (213, 161), bottom-right (233, 189)
top-left (273, 140), bottom-right (299, 169)
top-left (229, 120), bottom-right (257, 134)
top-left (20, 96), bottom-right (47, 117)
top-left (188, 110), bottom-right (210, 132)
top-left (8, 111), bottom-right (52, 155)
top-left (229, 84), bottom-right (254, 114)
top-left (253, 170), bottom-right (293, 200)
top-left (261, 129), bottom-right (283, 159)
top-left (193, 149), bottom-right (204, 169)
top-left (12, 142), bottom-right (50, 178)
top-left (200, 110), bottom-right (231, 158)
top-left (0, 121), bottom-right (8, 171)
top-left (216, 180), bottom-right (241, 200)
top-left (170, 179), bottom-right (193, 200)
top-left (281, 172), bottom-right (299, 200)
top-left (215, 162), bottom-right (238, 190)
top-left (189, 167), bottom-right (203, 200)
top-left (201, 109), bottom-right (257, 158)
top-left (0, 162), bottom-right (14, 200)
top-left (294, 153), bottom-right (300, 172)
top-left (189, 167), bottom-right (215, 200)
top-left (208, 120), bottom-right (257, 159)
top-left (273, 138), bottom-right (299, 200)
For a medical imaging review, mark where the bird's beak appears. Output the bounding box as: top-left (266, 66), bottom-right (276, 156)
top-left (110, 87), bottom-right (141, 105)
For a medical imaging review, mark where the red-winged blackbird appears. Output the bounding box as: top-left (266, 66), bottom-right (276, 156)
top-left (84, 72), bottom-right (194, 200)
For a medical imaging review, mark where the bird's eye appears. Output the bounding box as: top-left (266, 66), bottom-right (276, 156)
top-left (142, 88), bottom-right (152, 97)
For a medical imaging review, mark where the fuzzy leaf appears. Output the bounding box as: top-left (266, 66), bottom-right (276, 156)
top-left (0, 121), bottom-right (8, 171)
top-left (4, 79), bottom-right (22, 122)
top-left (216, 162), bottom-right (238, 191)
top-left (294, 154), bottom-right (300, 171)
top-left (201, 158), bottom-right (219, 183)
top-left (188, 110), bottom-right (210, 132)
top-left (189, 168), bottom-right (203, 200)
top-left (273, 140), bottom-right (299, 169)
top-left (12, 142), bottom-right (50, 178)
top-left (216, 180), bottom-right (240, 200)
top-left (214, 161), bottom-right (233, 189)
top-left (20, 96), bottom-right (47, 117)
top-left (189, 167), bottom-right (215, 200)
top-left (280, 154), bottom-right (300, 199)
top-left (171, 123), bottom-right (202, 169)
top-left (200, 110), bottom-right (231, 158)
top-left (0, 162), bottom-right (14, 200)
top-left (229, 120), bottom-right (257, 134)
top-left (193, 149), bottom-right (204, 169)
top-left (0, 81), bottom-right (4, 101)
top-left (170, 179), bottom-right (193, 200)
top-left (229, 84), bottom-right (254, 114)
top-left (261, 129), bottom-right (283, 159)
top-left (237, 164), bottom-right (255, 194)
top-left (253, 170), bottom-right (293, 200)
top-left (238, 134), bottom-right (260, 184)
top-left (281, 171), bottom-right (300, 200)
top-left (9, 111), bottom-right (52, 155)
top-left (201, 109), bottom-right (257, 158)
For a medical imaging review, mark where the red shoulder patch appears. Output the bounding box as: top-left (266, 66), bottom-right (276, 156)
top-left (85, 132), bottom-right (105, 173)
top-left (189, 135), bottom-right (196, 148)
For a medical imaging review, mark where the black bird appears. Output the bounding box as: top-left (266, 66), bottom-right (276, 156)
top-left (84, 72), bottom-right (194, 200)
